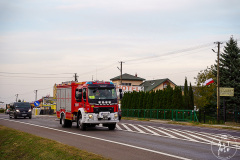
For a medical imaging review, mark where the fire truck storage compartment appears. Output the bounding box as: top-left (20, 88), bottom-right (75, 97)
top-left (57, 88), bottom-right (72, 112)
top-left (56, 89), bottom-right (61, 111)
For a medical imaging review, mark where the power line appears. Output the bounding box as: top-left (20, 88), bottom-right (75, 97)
top-left (144, 69), bottom-right (202, 78)
top-left (77, 62), bottom-right (118, 77)
top-left (0, 72), bottom-right (74, 75)
top-left (125, 47), bottom-right (213, 66)
top-left (124, 42), bottom-right (214, 63)
top-left (0, 75), bottom-right (72, 79)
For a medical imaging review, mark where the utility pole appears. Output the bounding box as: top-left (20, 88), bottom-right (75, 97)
top-left (74, 73), bottom-right (78, 82)
top-left (214, 41), bottom-right (222, 122)
top-left (118, 61), bottom-right (124, 85)
top-left (34, 90), bottom-right (38, 101)
top-left (15, 94), bottom-right (18, 102)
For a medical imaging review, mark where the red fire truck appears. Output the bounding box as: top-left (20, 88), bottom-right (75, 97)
top-left (56, 81), bottom-right (119, 130)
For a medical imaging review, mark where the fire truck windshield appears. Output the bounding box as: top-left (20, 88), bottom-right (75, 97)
top-left (88, 88), bottom-right (117, 100)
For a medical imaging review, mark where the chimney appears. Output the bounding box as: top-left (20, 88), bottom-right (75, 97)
top-left (135, 73), bottom-right (137, 77)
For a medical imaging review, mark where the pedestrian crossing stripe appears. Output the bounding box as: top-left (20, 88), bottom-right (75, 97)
top-left (116, 123), bottom-right (240, 147)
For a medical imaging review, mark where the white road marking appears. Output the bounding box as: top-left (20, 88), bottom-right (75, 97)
top-left (121, 123), bottom-right (133, 132)
top-left (137, 124), bottom-right (160, 136)
top-left (0, 118), bottom-right (191, 160)
top-left (116, 124), bottom-right (122, 130)
top-left (176, 129), bottom-right (221, 143)
top-left (158, 127), bottom-right (198, 142)
top-left (148, 126), bottom-right (177, 138)
top-left (128, 124), bottom-right (145, 134)
top-left (117, 123), bottom-right (240, 148)
top-left (169, 128), bottom-right (212, 143)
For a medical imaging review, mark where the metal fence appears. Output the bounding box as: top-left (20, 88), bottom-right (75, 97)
top-left (122, 109), bottom-right (198, 122)
top-left (197, 109), bottom-right (240, 124)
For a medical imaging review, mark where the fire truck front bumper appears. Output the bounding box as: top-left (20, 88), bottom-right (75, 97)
top-left (82, 112), bottom-right (119, 124)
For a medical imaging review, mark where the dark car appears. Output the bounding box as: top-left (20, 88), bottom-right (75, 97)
top-left (9, 102), bottom-right (32, 119)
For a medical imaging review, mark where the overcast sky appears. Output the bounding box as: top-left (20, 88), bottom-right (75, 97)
top-left (0, 0), bottom-right (239, 104)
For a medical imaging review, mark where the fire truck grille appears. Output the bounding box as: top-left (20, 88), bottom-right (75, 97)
top-left (94, 107), bottom-right (114, 113)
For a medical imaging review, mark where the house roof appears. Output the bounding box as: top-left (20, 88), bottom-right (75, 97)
top-left (141, 78), bottom-right (176, 92)
top-left (110, 73), bottom-right (145, 81)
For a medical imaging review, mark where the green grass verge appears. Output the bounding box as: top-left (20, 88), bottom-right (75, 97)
top-left (0, 125), bottom-right (108, 160)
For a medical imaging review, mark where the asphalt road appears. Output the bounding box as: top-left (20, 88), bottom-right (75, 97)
top-left (0, 114), bottom-right (239, 160)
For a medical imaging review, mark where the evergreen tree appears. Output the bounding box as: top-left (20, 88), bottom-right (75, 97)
top-left (173, 86), bottom-right (183, 109)
top-left (183, 78), bottom-right (189, 109)
top-left (214, 36), bottom-right (240, 111)
top-left (158, 90), bottom-right (163, 109)
top-left (126, 92), bottom-right (132, 109)
top-left (146, 91), bottom-right (154, 109)
top-left (131, 91), bottom-right (137, 109)
top-left (153, 91), bottom-right (159, 109)
top-left (161, 89), bottom-right (166, 108)
top-left (165, 85), bottom-right (173, 109)
top-left (123, 92), bottom-right (129, 109)
top-left (143, 92), bottom-right (149, 109)
top-left (138, 91), bottom-right (144, 109)
top-left (189, 83), bottom-right (194, 110)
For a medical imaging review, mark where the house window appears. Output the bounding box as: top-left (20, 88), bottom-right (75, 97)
top-left (163, 84), bottom-right (168, 88)
top-left (122, 83), bottom-right (131, 86)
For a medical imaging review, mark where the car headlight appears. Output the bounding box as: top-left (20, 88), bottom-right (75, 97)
top-left (28, 109), bottom-right (32, 112)
top-left (16, 109), bottom-right (20, 112)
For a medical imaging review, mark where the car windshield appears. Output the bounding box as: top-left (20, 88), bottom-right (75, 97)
top-left (15, 103), bottom-right (31, 108)
top-left (88, 88), bottom-right (117, 100)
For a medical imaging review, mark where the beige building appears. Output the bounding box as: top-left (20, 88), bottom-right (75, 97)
top-left (110, 73), bottom-right (176, 92)
top-left (140, 79), bottom-right (176, 92)
top-left (110, 73), bottom-right (145, 86)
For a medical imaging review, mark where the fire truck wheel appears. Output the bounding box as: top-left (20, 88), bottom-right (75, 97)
top-left (61, 115), bottom-right (67, 128)
top-left (68, 120), bottom-right (72, 127)
top-left (78, 116), bottom-right (86, 131)
top-left (108, 123), bottom-right (116, 130)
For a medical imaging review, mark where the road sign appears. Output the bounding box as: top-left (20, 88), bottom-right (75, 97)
top-left (220, 87), bottom-right (234, 96)
top-left (34, 101), bottom-right (40, 107)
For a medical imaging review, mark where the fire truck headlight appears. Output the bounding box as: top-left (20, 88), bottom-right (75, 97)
top-left (88, 114), bottom-right (93, 119)
top-left (114, 114), bottom-right (118, 119)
